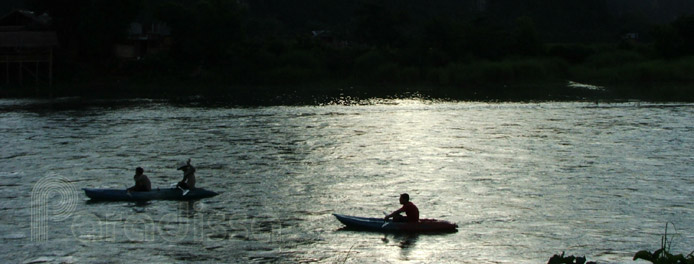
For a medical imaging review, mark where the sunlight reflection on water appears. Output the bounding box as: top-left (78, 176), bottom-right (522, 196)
top-left (0, 99), bottom-right (693, 263)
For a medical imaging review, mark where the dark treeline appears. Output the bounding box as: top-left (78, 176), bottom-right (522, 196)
top-left (6, 0), bottom-right (694, 102)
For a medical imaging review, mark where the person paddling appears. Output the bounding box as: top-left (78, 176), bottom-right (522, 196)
top-left (127, 167), bottom-right (151, 192)
top-left (176, 159), bottom-right (196, 195)
top-left (384, 193), bottom-right (419, 222)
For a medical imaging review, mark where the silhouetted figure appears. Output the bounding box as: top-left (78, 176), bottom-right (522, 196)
top-left (176, 159), bottom-right (196, 195)
top-left (127, 167), bottom-right (151, 192)
top-left (385, 193), bottom-right (419, 222)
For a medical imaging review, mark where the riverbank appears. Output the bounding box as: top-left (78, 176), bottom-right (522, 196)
top-left (0, 80), bottom-right (688, 106)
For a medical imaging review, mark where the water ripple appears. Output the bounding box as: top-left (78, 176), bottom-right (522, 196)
top-left (0, 100), bottom-right (692, 263)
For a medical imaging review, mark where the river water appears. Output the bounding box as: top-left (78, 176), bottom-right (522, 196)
top-left (0, 99), bottom-right (693, 263)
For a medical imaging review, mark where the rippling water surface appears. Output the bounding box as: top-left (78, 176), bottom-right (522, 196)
top-left (1, 99), bottom-right (693, 263)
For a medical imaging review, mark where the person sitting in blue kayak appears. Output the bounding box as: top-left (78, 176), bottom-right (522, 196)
top-left (127, 167), bottom-right (151, 192)
top-left (176, 159), bottom-right (196, 195)
top-left (384, 193), bottom-right (419, 222)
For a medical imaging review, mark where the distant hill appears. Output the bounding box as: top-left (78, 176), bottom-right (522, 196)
top-left (607, 0), bottom-right (694, 22)
top-left (0, 0), bottom-right (24, 16)
top-left (242, 0), bottom-right (693, 36)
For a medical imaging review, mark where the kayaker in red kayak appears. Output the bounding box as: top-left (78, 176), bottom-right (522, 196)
top-left (127, 167), bottom-right (151, 192)
top-left (384, 193), bottom-right (419, 222)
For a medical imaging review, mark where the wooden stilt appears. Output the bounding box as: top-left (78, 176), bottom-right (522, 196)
top-left (5, 56), bottom-right (8, 85)
top-left (49, 48), bottom-right (53, 89)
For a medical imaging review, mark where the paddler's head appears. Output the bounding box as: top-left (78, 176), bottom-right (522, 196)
top-left (399, 193), bottom-right (410, 205)
top-left (177, 159), bottom-right (190, 171)
top-left (135, 167), bottom-right (144, 175)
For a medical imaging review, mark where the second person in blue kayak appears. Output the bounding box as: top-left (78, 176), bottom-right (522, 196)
top-left (385, 193), bottom-right (419, 222)
top-left (176, 159), bottom-right (196, 195)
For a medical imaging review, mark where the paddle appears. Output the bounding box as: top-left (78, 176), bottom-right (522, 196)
top-left (171, 182), bottom-right (189, 196)
top-left (382, 211), bottom-right (390, 228)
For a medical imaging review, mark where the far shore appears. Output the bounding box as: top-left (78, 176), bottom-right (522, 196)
top-left (1, 80), bottom-right (692, 106)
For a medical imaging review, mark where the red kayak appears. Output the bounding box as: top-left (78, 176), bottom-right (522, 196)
top-left (333, 214), bottom-right (458, 233)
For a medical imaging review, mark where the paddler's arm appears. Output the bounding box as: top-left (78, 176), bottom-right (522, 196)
top-left (180, 167), bottom-right (195, 182)
top-left (128, 180), bottom-right (144, 192)
top-left (384, 207), bottom-right (405, 220)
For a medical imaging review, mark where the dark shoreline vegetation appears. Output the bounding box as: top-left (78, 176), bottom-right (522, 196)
top-left (4, 48), bottom-right (693, 105)
top-left (2, 1), bottom-right (694, 104)
top-left (548, 223), bottom-right (694, 264)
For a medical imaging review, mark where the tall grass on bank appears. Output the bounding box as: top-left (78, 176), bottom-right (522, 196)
top-left (571, 54), bottom-right (694, 100)
top-left (572, 55), bottom-right (694, 84)
top-left (426, 58), bottom-right (568, 86)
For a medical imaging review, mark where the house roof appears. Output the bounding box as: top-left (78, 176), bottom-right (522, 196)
top-left (0, 9), bottom-right (52, 30)
top-left (0, 10), bottom-right (58, 48)
top-left (0, 31), bottom-right (58, 47)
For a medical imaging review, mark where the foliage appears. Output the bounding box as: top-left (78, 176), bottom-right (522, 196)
top-left (512, 17), bottom-right (543, 56)
top-left (487, 0), bottom-right (613, 42)
top-left (352, 0), bottom-right (411, 48)
top-left (653, 15), bottom-right (694, 58)
top-left (433, 58), bottom-right (567, 86)
top-left (547, 251), bottom-right (596, 264)
top-left (25, 0), bottom-right (141, 60)
top-left (547, 44), bottom-right (597, 64)
top-left (583, 50), bottom-right (645, 68)
top-left (9, 0), bottom-right (694, 102)
top-left (633, 223), bottom-right (694, 264)
top-left (154, 0), bottom-right (244, 64)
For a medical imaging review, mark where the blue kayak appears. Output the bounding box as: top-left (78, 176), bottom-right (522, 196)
top-left (333, 214), bottom-right (458, 233)
top-left (83, 188), bottom-right (218, 201)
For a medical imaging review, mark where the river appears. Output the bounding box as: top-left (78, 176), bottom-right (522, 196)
top-left (1, 98), bottom-right (692, 263)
